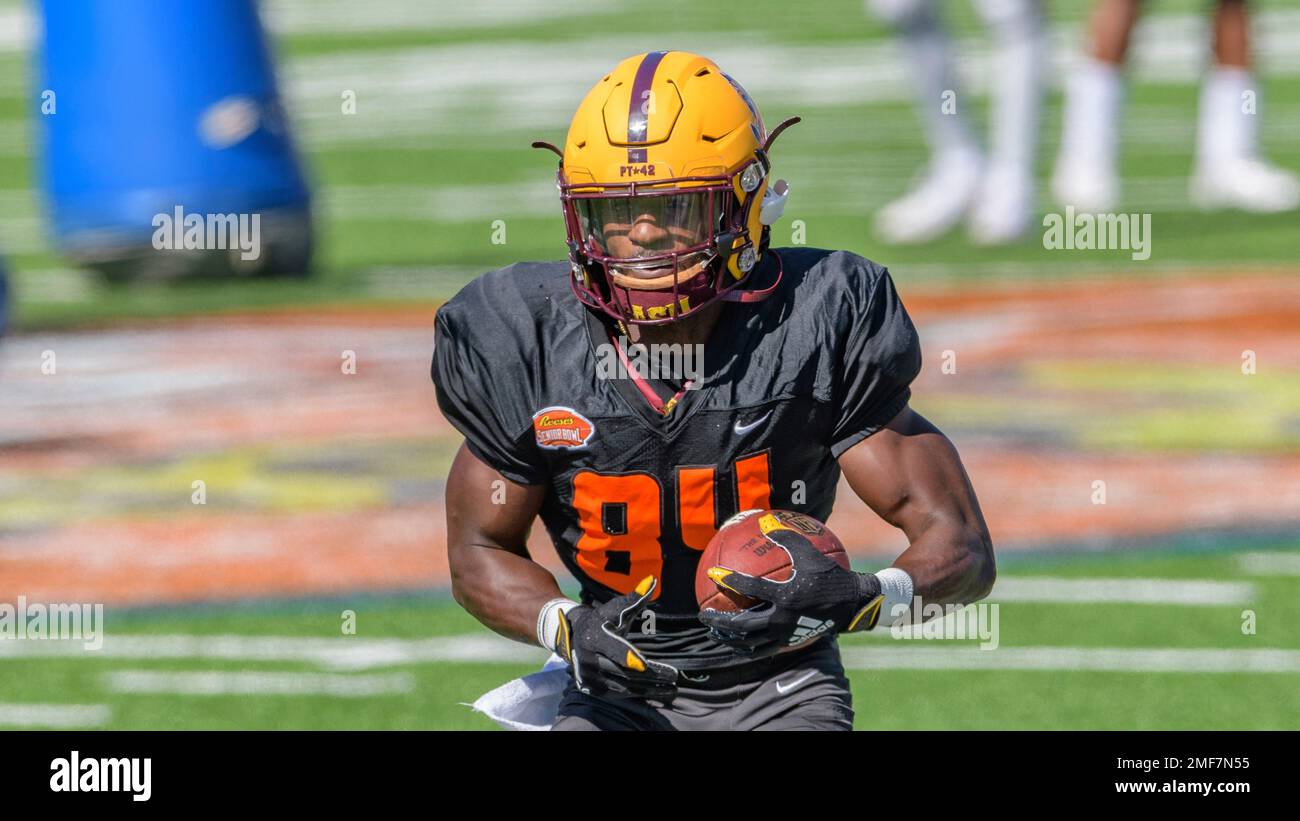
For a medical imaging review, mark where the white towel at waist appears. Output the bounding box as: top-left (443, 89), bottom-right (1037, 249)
top-left (467, 654), bottom-right (570, 731)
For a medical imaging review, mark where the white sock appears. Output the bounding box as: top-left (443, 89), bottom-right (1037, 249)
top-left (872, 0), bottom-right (981, 161)
top-left (975, 0), bottom-right (1045, 186)
top-left (1057, 57), bottom-right (1123, 173)
top-left (1196, 66), bottom-right (1257, 168)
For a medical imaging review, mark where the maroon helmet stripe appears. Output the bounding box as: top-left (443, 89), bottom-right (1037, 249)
top-left (626, 50), bottom-right (668, 163)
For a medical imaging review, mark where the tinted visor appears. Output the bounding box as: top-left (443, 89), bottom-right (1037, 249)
top-left (576, 191), bottom-right (723, 258)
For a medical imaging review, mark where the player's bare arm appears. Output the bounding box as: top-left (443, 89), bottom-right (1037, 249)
top-left (701, 407), bottom-right (993, 653)
top-left (838, 405), bottom-right (996, 605)
top-left (444, 443), bottom-right (552, 645)
top-left (445, 443), bottom-right (679, 700)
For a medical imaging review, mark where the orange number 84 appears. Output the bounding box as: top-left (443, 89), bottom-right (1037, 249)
top-left (570, 452), bottom-right (771, 598)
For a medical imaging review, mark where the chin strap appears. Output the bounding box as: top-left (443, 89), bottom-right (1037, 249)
top-left (607, 328), bottom-right (695, 417)
top-left (720, 250), bottom-right (783, 303)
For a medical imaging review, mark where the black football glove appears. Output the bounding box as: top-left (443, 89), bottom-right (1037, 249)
top-left (554, 576), bottom-right (679, 702)
top-left (698, 528), bottom-right (885, 657)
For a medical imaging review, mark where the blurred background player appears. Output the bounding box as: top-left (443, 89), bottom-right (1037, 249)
top-left (0, 256), bottom-right (8, 338)
top-left (1053, 0), bottom-right (1299, 212)
top-left (868, 0), bottom-right (1046, 245)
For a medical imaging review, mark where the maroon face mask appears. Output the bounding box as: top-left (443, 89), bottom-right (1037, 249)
top-left (560, 169), bottom-right (778, 325)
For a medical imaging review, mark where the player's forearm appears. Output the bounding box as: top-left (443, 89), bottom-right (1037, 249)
top-left (837, 410), bottom-right (996, 612)
top-left (449, 544), bottom-right (566, 646)
top-left (891, 520), bottom-right (995, 607)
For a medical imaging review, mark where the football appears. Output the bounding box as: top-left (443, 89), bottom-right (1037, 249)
top-left (695, 509), bottom-right (850, 612)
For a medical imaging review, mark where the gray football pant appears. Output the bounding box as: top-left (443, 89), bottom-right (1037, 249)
top-left (551, 638), bottom-right (853, 731)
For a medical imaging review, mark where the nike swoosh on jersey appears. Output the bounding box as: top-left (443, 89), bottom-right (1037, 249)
top-left (774, 669), bottom-right (818, 694)
top-left (733, 410), bottom-right (773, 435)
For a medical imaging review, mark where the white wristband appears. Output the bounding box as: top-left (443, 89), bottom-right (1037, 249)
top-left (874, 567), bottom-right (915, 628)
top-left (536, 598), bottom-right (580, 652)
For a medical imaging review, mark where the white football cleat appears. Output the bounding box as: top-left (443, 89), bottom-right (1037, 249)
top-left (1051, 156), bottom-right (1119, 213)
top-left (874, 149), bottom-right (983, 244)
top-left (1190, 158), bottom-right (1300, 213)
top-left (967, 167), bottom-right (1033, 245)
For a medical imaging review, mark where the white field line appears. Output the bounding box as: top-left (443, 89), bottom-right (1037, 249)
top-left (838, 645), bottom-right (1300, 673)
top-left (103, 670), bottom-right (415, 697)
top-left (6, 8), bottom-right (1300, 111)
top-left (277, 177), bottom-right (1273, 229)
top-left (0, 575), bottom-right (1263, 670)
top-left (273, 12), bottom-right (1300, 147)
top-left (989, 577), bottom-right (1256, 606)
top-left (0, 575), bottom-right (1252, 669)
top-left (0, 217), bottom-right (47, 254)
top-left (0, 12), bottom-right (1254, 136)
top-left (1236, 552), bottom-right (1300, 576)
top-left (0, 6), bottom-right (32, 54)
top-left (0, 0), bottom-right (620, 54)
top-left (260, 0), bottom-right (620, 35)
top-left (0, 702), bottom-right (111, 728)
top-left (43, 637), bottom-right (1300, 676)
top-left (13, 103), bottom-right (1297, 159)
top-left (0, 633), bottom-right (549, 670)
top-left (321, 181), bottom-right (558, 222)
top-left (314, 173), bottom-right (1286, 227)
top-left (5, 632), bottom-right (1297, 676)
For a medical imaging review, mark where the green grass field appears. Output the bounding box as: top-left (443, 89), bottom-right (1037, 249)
top-left (2, 0), bottom-right (1299, 731)
top-left (1, 0), bottom-right (1298, 327)
top-left (4, 544), bottom-right (1296, 730)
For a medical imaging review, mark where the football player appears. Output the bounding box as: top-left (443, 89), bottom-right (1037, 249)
top-left (433, 51), bottom-right (995, 731)
top-left (1053, 0), bottom-right (1299, 212)
top-left (0, 258), bottom-right (8, 339)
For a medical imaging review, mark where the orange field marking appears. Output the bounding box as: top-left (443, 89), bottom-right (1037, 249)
top-left (2, 272), bottom-right (1298, 606)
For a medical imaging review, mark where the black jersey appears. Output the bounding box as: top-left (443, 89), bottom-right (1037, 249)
top-left (431, 247), bottom-right (921, 668)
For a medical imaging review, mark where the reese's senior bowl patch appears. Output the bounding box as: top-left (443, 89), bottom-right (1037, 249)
top-left (532, 406), bottom-right (595, 449)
